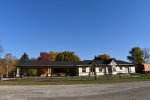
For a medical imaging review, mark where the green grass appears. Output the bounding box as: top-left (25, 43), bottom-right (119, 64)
top-left (1, 74), bottom-right (150, 85)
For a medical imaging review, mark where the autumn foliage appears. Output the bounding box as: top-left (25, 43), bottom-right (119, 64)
top-left (0, 61), bottom-right (6, 75)
top-left (94, 53), bottom-right (110, 60)
top-left (55, 51), bottom-right (80, 61)
top-left (127, 47), bottom-right (144, 64)
top-left (38, 52), bottom-right (52, 61)
top-left (37, 52), bottom-right (52, 75)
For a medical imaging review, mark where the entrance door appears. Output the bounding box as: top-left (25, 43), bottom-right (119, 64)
top-left (90, 67), bottom-right (96, 76)
top-left (108, 66), bottom-right (112, 75)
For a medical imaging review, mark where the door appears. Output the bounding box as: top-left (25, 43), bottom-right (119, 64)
top-left (108, 66), bottom-right (112, 75)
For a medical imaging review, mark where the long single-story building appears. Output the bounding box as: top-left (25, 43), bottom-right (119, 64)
top-left (16, 58), bottom-right (135, 77)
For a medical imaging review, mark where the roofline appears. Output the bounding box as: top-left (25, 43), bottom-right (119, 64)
top-left (76, 65), bottom-right (90, 66)
top-left (119, 64), bottom-right (134, 65)
top-left (17, 60), bottom-right (135, 67)
top-left (17, 65), bottom-right (76, 67)
top-left (143, 63), bottom-right (150, 64)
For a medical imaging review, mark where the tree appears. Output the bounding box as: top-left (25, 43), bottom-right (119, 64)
top-left (127, 47), bottom-right (144, 64)
top-left (0, 66), bottom-right (5, 76)
top-left (30, 58), bottom-right (37, 61)
top-left (55, 51), bottom-right (80, 61)
top-left (49, 51), bottom-right (59, 61)
top-left (38, 52), bottom-right (52, 61)
top-left (27, 69), bottom-right (38, 76)
top-left (94, 54), bottom-right (110, 60)
top-left (0, 60), bottom-right (6, 77)
top-left (55, 51), bottom-right (80, 76)
top-left (143, 48), bottom-right (150, 63)
top-left (20, 53), bottom-right (29, 61)
top-left (38, 52), bottom-right (52, 76)
top-left (4, 53), bottom-right (17, 77)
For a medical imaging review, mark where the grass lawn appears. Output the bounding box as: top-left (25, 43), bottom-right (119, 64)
top-left (0, 74), bottom-right (150, 85)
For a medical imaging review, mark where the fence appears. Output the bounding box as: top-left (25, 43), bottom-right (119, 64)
top-left (12, 73), bottom-right (147, 82)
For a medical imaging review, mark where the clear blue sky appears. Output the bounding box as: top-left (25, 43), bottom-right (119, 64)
top-left (0, 0), bottom-right (150, 61)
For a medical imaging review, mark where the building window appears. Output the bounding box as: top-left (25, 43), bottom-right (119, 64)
top-left (82, 67), bottom-right (86, 73)
top-left (99, 67), bottom-right (103, 72)
top-left (90, 67), bottom-right (95, 72)
top-left (120, 66), bottom-right (123, 70)
top-left (112, 67), bottom-right (116, 72)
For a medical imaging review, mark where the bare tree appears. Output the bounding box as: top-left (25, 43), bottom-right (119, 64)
top-left (0, 60), bottom-right (6, 80)
top-left (4, 53), bottom-right (16, 77)
top-left (143, 48), bottom-right (150, 63)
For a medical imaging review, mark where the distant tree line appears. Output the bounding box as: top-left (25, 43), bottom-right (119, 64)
top-left (19, 51), bottom-right (80, 76)
top-left (0, 41), bottom-right (150, 76)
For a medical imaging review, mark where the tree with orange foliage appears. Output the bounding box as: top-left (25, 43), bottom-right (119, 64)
top-left (38, 52), bottom-right (52, 76)
top-left (38, 52), bottom-right (52, 61)
top-left (0, 60), bottom-right (6, 80)
top-left (94, 53), bottom-right (110, 60)
top-left (0, 66), bottom-right (5, 75)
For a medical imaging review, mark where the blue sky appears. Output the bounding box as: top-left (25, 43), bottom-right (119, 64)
top-left (0, 0), bottom-right (150, 61)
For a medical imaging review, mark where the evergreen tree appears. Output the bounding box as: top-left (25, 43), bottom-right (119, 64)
top-left (20, 53), bottom-right (29, 61)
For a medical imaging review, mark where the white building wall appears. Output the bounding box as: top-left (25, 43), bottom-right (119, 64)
top-left (95, 67), bottom-right (99, 73)
top-left (115, 66), bottom-right (126, 74)
top-left (129, 66), bottom-right (136, 73)
top-left (95, 67), bottom-right (105, 76)
top-left (78, 67), bottom-right (90, 76)
top-left (112, 66), bottom-right (136, 74)
top-left (109, 60), bottom-right (136, 75)
top-left (78, 65), bottom-right (136, 76)
top-left (79, 67), bottom-right (82, 73)
top-left (86, 67), bottom-right (90, 73)
top-left (110, 60), bottom-right (117, 66)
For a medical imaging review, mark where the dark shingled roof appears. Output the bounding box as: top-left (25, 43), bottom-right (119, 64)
top-left (18, 61), bottom-right (78, 67)
top-left (104, 59), bottom-right (114, 64)
top-left (117, 60), bottom-right (133, 65)
top-left (76, 60), bottom-right (93, 66)
top-left (93, 60), bottom-right (105, 65)
top-left (17, 59), bottom-right (134, 68)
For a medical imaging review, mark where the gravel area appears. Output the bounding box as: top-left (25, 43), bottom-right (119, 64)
top-left (0, 81), bottom-right (150, 100)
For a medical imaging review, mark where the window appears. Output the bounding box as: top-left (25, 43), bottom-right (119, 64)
top-left (99, 67), bottom-right (103, 72)
top-left (90, 67), bottom-right (95, 72)
top-left (112, 67), bottom-right (116, 72)
top-left (82, 67), bottom-right (86, 73)
top-left (120, 67), bottom-right (123, 70)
